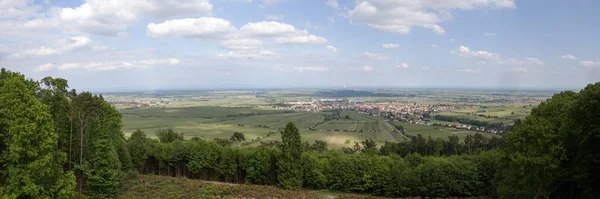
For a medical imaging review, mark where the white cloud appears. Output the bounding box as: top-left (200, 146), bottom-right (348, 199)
top-left (148, 19), bottom-right (327, 48)
top-left (326, 0), bottom-right (340, 9)
top-left (239, 21), bottom-right (327, 44)
top-left (265, 14), bottom-right (284, 21)
top-left (147, 17), bottom-right (235, 38)
top-left (216, 50), bottom-right (275, 59)
top-left (430, 44), bottom-right (439, 48)
top-left (259, 50), bottom-right (274, 56)
top-left (241, 21), bottom-right (297, 36)
top-left (274, 35), bottom-right (327, 44)
top-left (348, 0), bottom-right (515, 34)
top-left (58, 63), bottom-right (81, 70)
top-left (581, 61), bottom-right (600, 67)
top-left (364, 52), bottom-right (389, 60)
top-left (0, 0), bottom-right (39, 19)
top-left (451, 45), bottom-right (544, 66)
top-left (511, 67), bottom-right (528, 73)
top-left (363, 65), bottom-right (374, 71)
top-left (52, 58), bottom-right (180, 71)
top-left (382, 43), bottom-right (399, 49)
top-left (221, 37), bottom-right (263, 50)
top-left (294, 66), bottom-right (329, 72)
top-left (396, 63), bottom-right (409, 68)
top-left (451, 45), bottom-right (500, 60)
top-left (10, 36), bottom-right (105, 58)
top-left (559, 54), bottom-right (576, 60)
top-left (327, 45), bottom-right (337, 52)
top-left (27, 0), bottom-right (213, 36)
top-left (450, 38), bottom-right (456, 43)
top-left (34, 63), bottom-right (54, 72)
top-left (328, 16), bottom-right (335, 24)
top-left (484, 32), bottom-right (496, 36)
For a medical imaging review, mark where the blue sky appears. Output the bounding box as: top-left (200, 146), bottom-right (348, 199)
top-left (1, 0), bottom-right (599, 91)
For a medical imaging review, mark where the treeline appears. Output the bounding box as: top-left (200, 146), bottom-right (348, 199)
top-left (379, 134), bottom-right (504, 156)
top-left (433, 114), bottom-right (508, 130)
top-left (0, 69), bottom-right (133, 198)
top-left (127, 124), bottom-right (501, 198)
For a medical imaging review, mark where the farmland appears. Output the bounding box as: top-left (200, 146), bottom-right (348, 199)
top-left (109, 88), bottom-right (552, 147)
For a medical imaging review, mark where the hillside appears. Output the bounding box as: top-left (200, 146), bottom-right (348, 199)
top-left (118, 175), bottom-right (393, 199)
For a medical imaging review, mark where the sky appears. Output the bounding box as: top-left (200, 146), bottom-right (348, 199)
top-left (1, 0), bottom-right (599, 91)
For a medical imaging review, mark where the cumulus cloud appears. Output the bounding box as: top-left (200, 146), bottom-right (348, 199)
top-left (451, 45), bottom-right (500, 60)
top-left (484, 32), bottom-right (496, 36)
top-left (559, 54), bottom-right (576, 60)
top-left (293, 66), bottom-right (329, 72)
top-left (327, 45), bottom-right (337, 52)
top-left (396, 63), bottom-right (409, 68)
top-left (364, 52), bottom-right (389, 60)
top-left (26, 0), bottom-right (213, 36)
top-left (34, 63), bottom-right (54, 72)
top-left (382, 43), bottom-right (399, 49)
top-left (430, 44), bottom-right (439, 48)
top-left (581, 61), bottom-right (600, 67)
top-left (40, 58), bottom-right (180, 71)
top-left (10, 36), bottom-right (105, 58)
top-left (147, 17), bottom-right (235, 38)
top-left (451, 45), bottom-right (544, 66)
top-left (348, 0), bottom-right (515, 34)
top-left (363, 65), bottom-right (374, 71)
top-left (215, 50), bottom-right (275, 59)
top-left (148, 19), bottom-right (327, 50)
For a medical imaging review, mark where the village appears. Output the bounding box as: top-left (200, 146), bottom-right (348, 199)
top-left (276, 99), bottom-right (501, 134)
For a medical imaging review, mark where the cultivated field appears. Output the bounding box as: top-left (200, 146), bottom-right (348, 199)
top-left (110, 89), bottom-right (548, 147)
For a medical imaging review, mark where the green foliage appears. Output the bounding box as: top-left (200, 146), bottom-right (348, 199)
top-left (127, 130), bottom-right (151, 171)
top-left (155, 128), bottom-right (184, 143)
top-left (0, 70), bottom-right (76, 198)
top-left (277, 122), bottom-right (303, 189)
top-left (229, 132), bottom-right (245, 143)
top-left (300, 153), bottom-right (328, 189)
top-left (85, 139), bottom-right (121, 198)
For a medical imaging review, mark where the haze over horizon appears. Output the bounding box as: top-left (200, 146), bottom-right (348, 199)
top-left (1, 0), bottom-right (599, 91)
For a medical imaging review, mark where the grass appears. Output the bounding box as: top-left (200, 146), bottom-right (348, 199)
top-left (118, 175), bottom-right (394, 199)
top-left (392, 121), bottom-right (495, 140)
top-left (121, 108), bottom-right (406, 146)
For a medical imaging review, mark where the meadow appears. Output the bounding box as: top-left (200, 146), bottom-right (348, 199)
top-left (393, 121), bottom-right (495, 140)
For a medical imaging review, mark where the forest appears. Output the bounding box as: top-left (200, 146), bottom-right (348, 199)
top-left (0, 68), bottom-right (599, 198)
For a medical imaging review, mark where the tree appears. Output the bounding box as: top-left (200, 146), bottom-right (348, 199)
top-left (38, 77), bottom-right (73, 169)
top-left (497, 91), bottom-right (576, 198)
top-left (559, 83), bottom-right (600, 197)
top-left (361, 138), bottom-right (377, 154)
top-left (127, 130), bottom-right (151, 172)
top-left (310, 140), bottom-right (328, 152)
top-left (229, 132), bottom-right (245, 143)
top-left (277, 122), bottom-right (303, 189)
top-left (156, 128), bottom-right (184, 143)
top-left (0, 70), bottom-right (75, 198)
top-left (70, 91), bottom-right (101, 195)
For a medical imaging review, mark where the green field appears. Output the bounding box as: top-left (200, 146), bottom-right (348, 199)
top-left (435, 105), bottom-right (532, 125)
top-left (121, 107), bottom-right (408, 147)
top-left (112, 89), bottom-right (547, 147)
top-left (121, 104), bottom-right (496, 148)
top-left (392, 121), bottom-right (495, 140)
